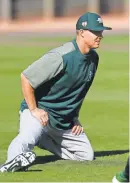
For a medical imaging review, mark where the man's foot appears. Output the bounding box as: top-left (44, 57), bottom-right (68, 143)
top-left (112, 171), bottom-right (129, 183)
top-left (0, 151), bottom-right (36, 172)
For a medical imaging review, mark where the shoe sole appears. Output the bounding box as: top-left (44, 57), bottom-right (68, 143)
top-left (0, 151), bottom-right (36, 172)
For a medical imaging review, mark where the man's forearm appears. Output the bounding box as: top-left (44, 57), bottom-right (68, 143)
top-left (21, 73), bottom-right (37, 111)
top-left (21, 73), bottom-right (48, 126)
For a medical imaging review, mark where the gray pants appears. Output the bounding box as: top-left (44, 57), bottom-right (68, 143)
top-left (6, 109), bottom-right (94, 162)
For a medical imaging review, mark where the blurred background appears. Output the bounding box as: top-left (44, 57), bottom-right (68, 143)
top-left (0, 0), bottom-right (129, 182)
top-left (0, 0), bottom-right (128, 34)
top-left (0, 0), bottom-right (128, 19)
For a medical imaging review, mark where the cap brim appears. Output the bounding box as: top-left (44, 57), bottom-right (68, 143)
top-left (102, 26), bottom-right (112, 30)
top-left (89, 26), bottom-right (112, 31)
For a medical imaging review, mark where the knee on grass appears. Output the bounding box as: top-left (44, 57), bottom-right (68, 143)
top-left (75, 148), bottom-right (94, 161)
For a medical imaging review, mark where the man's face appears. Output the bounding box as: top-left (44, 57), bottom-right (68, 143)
top-left (81, 30), bottom-right (103, 49)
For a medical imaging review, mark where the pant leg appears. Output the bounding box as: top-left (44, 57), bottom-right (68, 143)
top-left (6, 109), bottom-right (44, 162)
top-left (38, 123), bottom-right (94, 161)
top-left (37, 126), bottom-right (77, 160)
top-left (61, 131), bottom-right (94, 161)
top-left (37, 130), bottom-right (62, 158)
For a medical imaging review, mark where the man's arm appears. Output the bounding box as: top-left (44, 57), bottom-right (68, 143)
top-left (21, 52), bottom-right (63, 126)
top-left (21, 73), bottom-right (48, 126)
top-left (21, 73), bottom-right (36, 111)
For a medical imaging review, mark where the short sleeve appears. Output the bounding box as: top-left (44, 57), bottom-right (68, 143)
top-left (22, 52), bottom-right (63, 89)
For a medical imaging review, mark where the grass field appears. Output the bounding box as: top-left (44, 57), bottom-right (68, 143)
top-left (0, 34), bottom-right (129, 182)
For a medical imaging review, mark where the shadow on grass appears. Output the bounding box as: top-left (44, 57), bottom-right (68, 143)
top-left (34, 149), bottom-right (129, 165)
top-left (22, 150), bottom-right (129, 172)
top-left (27, 169), bottom-right (43, 172)
top-left (95, 149), bottom-right (129, 157)
top-left (17, 155), bottom-right (61, 172)
top-left (34, 155), bottom-right (61, 165)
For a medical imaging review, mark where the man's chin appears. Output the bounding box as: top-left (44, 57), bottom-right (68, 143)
top-left (93, 45), bottom-right (100, 49)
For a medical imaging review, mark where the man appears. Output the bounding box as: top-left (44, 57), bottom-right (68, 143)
top-left (0, 12), bottom-right (112, 172)
top-left (112, 157), bottom-right (129, 183)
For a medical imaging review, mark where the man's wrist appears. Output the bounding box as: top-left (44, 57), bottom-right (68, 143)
top-left (30, 108), bottom-right (38, 113)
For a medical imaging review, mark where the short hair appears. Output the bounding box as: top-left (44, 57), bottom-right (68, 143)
top-left (76, 30), bottom-right (80, 35)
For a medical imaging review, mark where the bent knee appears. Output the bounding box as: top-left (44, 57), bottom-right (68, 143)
top-left (85, 148), bottom-right (94, 161)
top-left (75, 148), bottom-right (94, 161)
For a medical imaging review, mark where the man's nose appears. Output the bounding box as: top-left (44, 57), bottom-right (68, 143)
top-left (99, 35), bottom-right (103, 39)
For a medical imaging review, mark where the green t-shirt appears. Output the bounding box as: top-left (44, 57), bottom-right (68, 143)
top-left (20, 39), bottom-right (99, 130)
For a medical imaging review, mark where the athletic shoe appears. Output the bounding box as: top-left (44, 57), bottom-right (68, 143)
top-left (112, 171), bottom-right (129, 183)
top-left (0, 151), bottom-right (36, 172)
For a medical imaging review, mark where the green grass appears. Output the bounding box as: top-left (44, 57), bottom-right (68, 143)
top-left (0, 35), bottom-right (129, 182)
top-left (27, 35), bottom-right (128, 44)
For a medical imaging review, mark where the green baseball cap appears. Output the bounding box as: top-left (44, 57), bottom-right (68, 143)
top-left (76, 12), bottom-right (112, 31)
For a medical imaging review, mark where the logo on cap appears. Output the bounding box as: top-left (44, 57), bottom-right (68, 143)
top-left (82, 21), bottom-right (87, 27)
top-left (97, 18), bottom-right (103, 24)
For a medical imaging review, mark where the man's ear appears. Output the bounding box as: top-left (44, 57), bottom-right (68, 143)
top-left (80, 29), bottom-right (84, 38)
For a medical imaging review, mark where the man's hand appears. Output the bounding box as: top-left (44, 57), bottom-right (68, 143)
top-left (31, 108), bottom-right (48, 126)
top-left (72, 124), bottom-right (83, 136)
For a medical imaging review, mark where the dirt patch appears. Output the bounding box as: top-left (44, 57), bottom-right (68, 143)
top-left (0, 15), bottom-right (128, 33)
